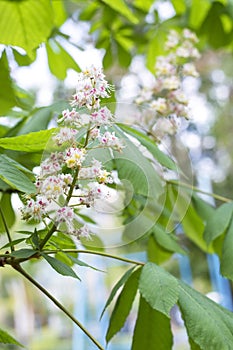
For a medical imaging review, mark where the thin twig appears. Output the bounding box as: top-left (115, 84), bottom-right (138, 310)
top-left (13, 264), bottom-right (104, 350)
top-left (167, 179), bottom-right (232, 203)
top-left (0, 207), bottom-right (14, 252)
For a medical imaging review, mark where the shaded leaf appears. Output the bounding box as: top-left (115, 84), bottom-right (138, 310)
top-left (204, 202), bottom-right (233, 245)
top-left (153, 225), bottom-right (186, 255)
top-left (220, 218), bottom-right (233, 280)
top-left (10, 249), bottom-right (36, 259)
top-left (179, 280), bottom-right (233, 350)
top-left (139, 262), bottom-right (179, 317)
top-left (106, 267), bottom-right (141, 343)
top-left (132, 296), bottom-right (173, 350)
top-left (100, 266), bottom-right (136, 319)
top-left (0, 193), bottom-right (16, 233)
top-left (0, 155), bottom-right (36, 193)
top-left (42, 253), bottom-right (80, 280)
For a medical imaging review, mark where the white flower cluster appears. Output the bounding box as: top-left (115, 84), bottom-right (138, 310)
top-left (21, 66), bottom-right (123, 240)
top-left (136, 28), bottom-right (200, 139)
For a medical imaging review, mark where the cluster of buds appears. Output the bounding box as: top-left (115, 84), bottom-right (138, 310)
top-left (21, 66), bottom-right (123, 240)
top-left (136, 28), bottom-right (200, 139)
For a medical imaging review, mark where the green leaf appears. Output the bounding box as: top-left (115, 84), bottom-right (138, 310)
top-left (106, 267), bottom-right (141, 343)
top-left (0, 238), bottom-right (26, 250)
top-left (118, 123), bottom-right (178, 171)
top-left (220, 218), bottom-right (233, 280)
top-left (189, 0), bottom-right (211, 29)
top-left (42, 253), bottom-right (80, 280)
top-left (204, 202), bottom-right (233, 245)
top-left (0, 155), bottom-right (36, 193)
top-left (139, 262), bottom-right (179, 317)
top-left (100, 0), bottom-right (139, 24)
top-left (133, 0), bottom-right (154, 12)
top-left (100, 266), bottom-right (136, 319)
top-left (132, 296), bottom-right (173, 350)
top-left (0, 0), bottom-right (53, 54)
top-left (0, 193), bottom-right (16, 233)
top-left (192, 194), bottom-right (215, 222)
top-left (0, 51), bottom-right (16, 114)
top-left (178, 280), bottom-right (233, 349)
top-left (153, 225), bottom-right (187, 255)
top-left (0, 129), bottom-right (57, 152)
top-left (171, 0), bottom-right (186, 14)
top-left (46, 39), bottom-right (80, 80)
top-left (0, 328), bottom-right (23, 347)
top-left (147, 234), bottom-right (173, 264)
top-left (10, 249), bottom-right (36, 259)
top-left (66, 254), bottom-right (102, 272)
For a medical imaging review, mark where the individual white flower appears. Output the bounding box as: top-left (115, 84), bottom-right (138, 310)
top-left (183, 63), bottom-right (199, 77)
top-left (183, 28), bottom-right (199, 43)
top-left (20, 197), bottom-right (49, 222)
top-left (58, 108), bottom-right (86, 128)
top-left (56, 206), bottom-right (75, 233)
top-left (162, 76), bottom-right (180, 90)
top-left (152, 118), bottom-right (178, 138)
top-left (40, 152), bottom-right (64, 177)
top-left (65, 148), bottom-right (86, 169)
top-left (73, 224), bottom-right (91, 240)
top-left (98, 131), bottom-right (124, 151)
top-left (36, 174), bottom-right (72, 200)
top-left (165, 30), bottom-right (180, 49)
top-left (155, 57), bottom-right (176, 76)
top-left (53, 127), bottom-right (78, 146)
top-left (150, 98), bottom-right (169, 114)
top-left (169, 90), bottom-right (188, 105)
top-left (91, 106), bottom-right (114, 125)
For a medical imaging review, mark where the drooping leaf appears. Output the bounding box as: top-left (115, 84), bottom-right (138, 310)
top-left (204, 202), bottom-right (233, 245)
top-left (0, 0), bottom-right (53, 54)
top-left (192, 194), bottom-right (215, 222)
top-left (0, 129), bottom-right (57, 152)
top-left (0, 51), bottom-right (16, 114)
top-left (178, 280), bottom-right (233, 349)
top-left (42, 253), bottom-right (80, 280)
top-left (0, 155), bottom-right (36, 193)
top-left (0, 328), bottom-right (23, 347)
top-left (147, 234), bottom-right (173, 265)
top-left (220, 218), bottom-right (233, 280)
top-left (153, 224), bottom-right (187, 255)
top-left (106, 267), bottom-right (141, 343)
top-left (118, 123), bottom-right (178, 171)
top-left (10, 249), bottom-right (36, 259)
top-left (139, 262), bottom-right (179, 317)
top-left (0, 193), bottom-right (16, 233)
top-left (0, 238), bottom-right (26, 250)
top-left (100, 0), bottom-right (139, 24)
top-left (171, 0), bottom-right (186, 14)
top-left (46, 39), bottom-right (80, 80)
top-left (132, 296), bottom-right (173, 350)
top-left (133, 0), bottom-right (154, 12)
top-left (100, 266), bottom-right (136, 319)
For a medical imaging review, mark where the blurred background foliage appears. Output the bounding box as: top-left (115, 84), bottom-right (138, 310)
top-left (1, 0), bottom-right (233, 349)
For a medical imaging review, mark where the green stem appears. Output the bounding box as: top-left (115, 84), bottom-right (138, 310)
top-left (0, 207), bottom-right (13, 252)
top-left (43, 249), bottom-right (145, 266)
top-left (167, 179), bottom-right (232, 203)
top-left (13, 264), bottom-right (104, 350)
top-left (39, 223), bottom-right (56, 250)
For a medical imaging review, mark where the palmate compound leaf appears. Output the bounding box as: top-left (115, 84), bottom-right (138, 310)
top-left (131, 296), bottom-right (173, 350)
top-left (178, 280), bottom-right (233, 350)
top-left (106, 267), bottom-right (141, 343)
top-left (139, 262), bottom-right (179, 317)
